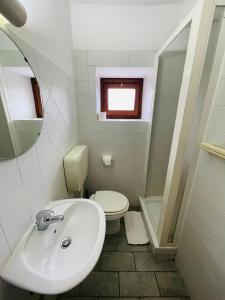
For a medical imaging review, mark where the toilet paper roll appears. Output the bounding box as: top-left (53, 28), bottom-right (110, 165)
top-left (102, 155), bottom-right (113, 166)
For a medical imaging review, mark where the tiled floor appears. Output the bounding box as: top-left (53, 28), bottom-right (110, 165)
top-left (55, 217), bottom-right (190, 300)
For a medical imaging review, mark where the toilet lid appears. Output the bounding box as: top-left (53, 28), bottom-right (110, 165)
top-left (95, 191), bottom-right (129, 213)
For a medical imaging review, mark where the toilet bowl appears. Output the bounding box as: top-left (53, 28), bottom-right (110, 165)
top-left (63, 145), bottom-right (129, 234)
top-left (90, 190), bottom-right (129, 234)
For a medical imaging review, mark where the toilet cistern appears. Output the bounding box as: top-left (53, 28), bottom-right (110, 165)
top-left (36, 209), bottom-right (64, 231)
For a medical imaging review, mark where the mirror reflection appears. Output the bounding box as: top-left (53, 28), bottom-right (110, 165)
top-left (0, 30), bottom-right (43, 159)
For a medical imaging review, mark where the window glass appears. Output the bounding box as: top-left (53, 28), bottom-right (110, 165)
top-left (108, 88), bottom-right (136, 111)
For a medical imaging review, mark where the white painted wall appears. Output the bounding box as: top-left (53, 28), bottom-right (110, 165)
top-left (70, 2), bottom-right (197, 50)
top-left (11, 0), bottom-right (74, 76)
top-left (0, 0), bottom-right (79, 299)
top-left (2, 69), bottom-right (36, 119)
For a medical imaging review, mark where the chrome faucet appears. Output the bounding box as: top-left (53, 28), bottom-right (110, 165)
top-left (36, 210), bottom-right (64, 231)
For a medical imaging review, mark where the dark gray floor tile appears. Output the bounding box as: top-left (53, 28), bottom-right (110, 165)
top-left (135, 252), bottom-right (176, 271)
top-left (106, 224), bottom-right (126, 238)
top-left (120, 272), bottom-right (159, 297)
top-left (100, 298), bottom-right (139, 300)
top-left (58, 285), bottom-right (80, 297)
top-left (80, 272), bottom-right (119, 296)
top-left (155, 272), bottom-right (189, 297)
top-left (103, 237), bottom-right (151, 252)
top-left (118, 224), bottom-right (126, 237)
top-left (94, 255), bottom-right (102, 271)
top-left (140, 298), bottom-right (181, 300)
top-left (58, 298), bottom-right (97, 300)
top-left (169, 260), bottom-right (177, 271)
top-left (41, 296), bottom-right (57, 300)
top-left (129, 206), bottom-right (140, 211)
top-left (102, 251), bottom-right (135, 271)
top-left (154, 254), bottom-right (176, 261)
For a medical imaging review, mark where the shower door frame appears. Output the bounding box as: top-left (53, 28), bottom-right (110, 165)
top-left (142, 0), bottom-right (224, 251)
top-left (174, 1), bottom-right (225, 244)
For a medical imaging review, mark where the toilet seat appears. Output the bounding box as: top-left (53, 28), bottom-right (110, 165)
top-left (90, 190), bottom-right (129, 232)
top-left (94, 191), bottom-right (129, 214)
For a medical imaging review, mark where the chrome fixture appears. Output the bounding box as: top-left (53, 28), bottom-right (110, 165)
top-left (36, 210), bottom-right (64, 231)
top-left (60, 237), bottom-right (72, 249)
top-left (0, 0), bottom-right (27, 27)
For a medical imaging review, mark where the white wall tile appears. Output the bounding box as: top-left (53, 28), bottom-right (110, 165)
top-left (0, 170), bottom-right (27, 219)
top-left (74, 50), bottom-right (153, 205)
top-left (141, 51), bottom-right (156, 66)
top-left (17, 147), bottom-right (44, 196)
top-left (213, 78), bottom-right (225, 106)
top-left (0, 226), bottom-right (10, 268)
top-left (102, 50), bottom-right (115, 66)
top-left (88, 50), bottom-right (102, 66)
top-left (88, 66), bottom-right (96, 81)
top-left (208, 106), bottom-right (225, 132)
top-left (1, 198), bottom-right (31, 251)
top-left (0, 160), bottom-right (18, 181)
top-left (74, 49), bottom-right (88, 66)
top-left (76, 80), bottom-right (89, 94)
top-left (78, 107), bottom-right (97, 120)
top-left (88, 80), bottom-right (97, 94)
top-left (115, 51), bottom-right (129, 66)
top-left (77, 94), bottom-right (96, 108)
top-left (129, 51), bottom-right (144, 66)
top-left (75, 66), bottom-right (89, 80)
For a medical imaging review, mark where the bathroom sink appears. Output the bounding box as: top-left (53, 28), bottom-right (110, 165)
top-left (0, 199), bottom-right (106, 294)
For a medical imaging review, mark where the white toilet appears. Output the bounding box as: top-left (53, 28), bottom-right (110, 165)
top-left (64, 145), bottom-right (129, 234)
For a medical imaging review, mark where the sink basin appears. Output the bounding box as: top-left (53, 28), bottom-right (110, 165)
top-left (0, 198), bottom-right (106, 294)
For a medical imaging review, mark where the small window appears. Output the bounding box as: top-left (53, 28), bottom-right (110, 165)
top-left (101, 78), bottom-right (143, 119)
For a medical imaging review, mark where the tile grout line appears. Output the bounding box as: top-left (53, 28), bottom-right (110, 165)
top-left (153, 271), bottom-right (161, 297)
top-left (133, 251), bottom-right (137, 271)
top-left (118, 271), bottom-right (121, 297)
top-left (99, 255), bottom-right (102, 271)
top-left (76, 283), bottom-right (81, 296)
top-left (90, 270), bottom-right (179, 273)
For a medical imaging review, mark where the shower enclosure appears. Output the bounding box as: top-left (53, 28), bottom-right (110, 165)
top-left (141, 0), bottom-right (225, 253)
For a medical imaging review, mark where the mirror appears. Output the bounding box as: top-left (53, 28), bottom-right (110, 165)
top-left (0, 29), bottom-right (43, 159)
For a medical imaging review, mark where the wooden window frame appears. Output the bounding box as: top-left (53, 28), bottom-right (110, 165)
top-left (100, 78), bottom-right (143, 119)
top-left (31, 77), bottom-right (43, 118)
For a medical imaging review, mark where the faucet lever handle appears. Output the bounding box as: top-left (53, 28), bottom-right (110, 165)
top-left (36, 210), bottom-right (54, 221)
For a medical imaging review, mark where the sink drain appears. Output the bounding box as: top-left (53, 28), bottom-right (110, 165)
top-left (60, 237), bottom-right (72, 249)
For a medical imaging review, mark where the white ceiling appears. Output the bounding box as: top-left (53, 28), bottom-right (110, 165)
top-left (70, 0), bottom-right (188, 6)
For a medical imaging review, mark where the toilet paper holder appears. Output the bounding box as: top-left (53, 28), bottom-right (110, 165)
top-left (102, 155), bottom-right (113, 166)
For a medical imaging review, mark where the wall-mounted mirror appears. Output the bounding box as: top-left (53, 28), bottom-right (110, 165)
top-left (0, 29), bottom-right (43, 159)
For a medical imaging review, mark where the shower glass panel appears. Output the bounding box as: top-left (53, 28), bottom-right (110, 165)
top-left (169, 6), bottom-right (225, 243)
top-left (144, 22), bottom-right (191, 232)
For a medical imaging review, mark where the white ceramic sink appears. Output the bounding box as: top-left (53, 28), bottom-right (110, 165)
top-left (0, 199), bottom-right (106, 294)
